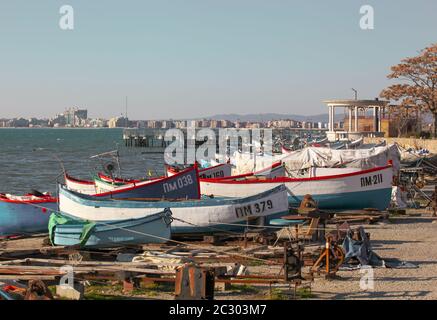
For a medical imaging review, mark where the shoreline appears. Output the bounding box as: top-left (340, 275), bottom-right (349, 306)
top-left (0, 127), bottom-right (122, 130)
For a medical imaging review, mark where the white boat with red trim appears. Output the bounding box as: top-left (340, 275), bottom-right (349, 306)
top-left (200, 165), bottom-right (393, 210)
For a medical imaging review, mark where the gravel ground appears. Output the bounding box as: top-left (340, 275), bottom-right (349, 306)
top-left (2, 210), bottom-right (437, 300)
top-left (214, 210), bottom-right (437, 300)
top-left (310, 212), bottom-right (437, 300)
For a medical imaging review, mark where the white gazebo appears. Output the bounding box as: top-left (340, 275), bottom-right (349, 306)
top-left (323, 99), bottom-right (388, 142)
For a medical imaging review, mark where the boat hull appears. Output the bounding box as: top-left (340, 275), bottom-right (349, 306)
top-left (58, 184), bottom-right (290, 234)
top-left (51, 210), bottom-right (172, 247)
top-left (0, 199), bottom-right (58, 236)
top-left (200, 165), bottom-right (394, 210)
top-left (93, 165), bottom-right (201, 200)
top-left (65, 174), bottom-right (97, 195)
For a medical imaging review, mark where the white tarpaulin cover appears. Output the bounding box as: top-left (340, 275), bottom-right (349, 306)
top-left (232, 144), bottom-right (400, 175)
top-left (391, 186), bottom-right (408, 209)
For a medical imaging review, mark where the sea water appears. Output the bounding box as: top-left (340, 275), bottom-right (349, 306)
top-left (0, 128), bottom-right (164, 194)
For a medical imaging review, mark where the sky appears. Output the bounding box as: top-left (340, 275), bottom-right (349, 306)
top-left (0, 0), bottom-right (436, 120)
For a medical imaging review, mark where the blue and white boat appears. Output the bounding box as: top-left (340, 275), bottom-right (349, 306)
top-left (0, 193), bottom-right (58, 236)
top-left (58, 184), bottom-right (290, 235)
top-left (66, 165), bottom-right (201, 200)
top-left (49, 208), bottom-right (173, 247)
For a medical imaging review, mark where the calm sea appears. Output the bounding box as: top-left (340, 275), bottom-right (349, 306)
top-left (0, 128), bottom-right (164, 194)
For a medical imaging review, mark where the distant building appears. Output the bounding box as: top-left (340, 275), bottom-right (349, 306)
top-left (89, 118), bottom-right (108, 128)
top-left (145, 120), bottom-right (162, 129)
top-left (49, 114), bottom-right (66, 127)
top-left (64, 107), bottom-right (88, 127)
top-left (161, 120), bottom-right (174, 129)
top-left (7, 118), bottom-right (29, 127)
top-left (199, 120), bottom-right (210, 128)
top-left (108, 116), bottom-right (129, 128)
top-left (186, 120), bottom-right (200, 128)
top-left (28, 118), bottom-right (49, 127)
top-left (267, 119), bottom-right (300, 128)
top-left (210, 120), bottom-right (220, 128)
top-left (174, 120), bottom-right (187, 129)
top-left (220, 120), bottom-right (233, 128)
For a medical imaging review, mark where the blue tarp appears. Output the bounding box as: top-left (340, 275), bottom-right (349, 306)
top-left (341, 226), bottom-right (418, 269)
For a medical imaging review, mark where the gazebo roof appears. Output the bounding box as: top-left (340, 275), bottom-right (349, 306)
top-left (323, 99), bottom-right (388, 107)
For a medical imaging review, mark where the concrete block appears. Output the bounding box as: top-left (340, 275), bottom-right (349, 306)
top-left (56, 283), bottom-right (84, 300)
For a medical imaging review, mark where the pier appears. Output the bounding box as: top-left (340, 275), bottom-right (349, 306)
top-left (123, 127), bottom-right (328, 152)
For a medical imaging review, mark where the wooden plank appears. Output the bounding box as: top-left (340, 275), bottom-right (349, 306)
top-left (0, 264), bottom-right (175, 276)
top-left (5, 258), bottom-right (181, 268)
top-left (0, 275), bottom-right (57, 281)
top-left (242, 245), bottom-right (268, 254)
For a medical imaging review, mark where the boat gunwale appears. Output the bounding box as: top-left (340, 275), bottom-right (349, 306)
top-left (0, 195), bottom-right (57, 204)
top-left (65, 173), bottom-right (95, 185)
top-left (59, 184), bottom-right (287, 209)
top-left (55, 209), bottom-right (168, 227)
top-left (92, 164), bottom-right (201, 199)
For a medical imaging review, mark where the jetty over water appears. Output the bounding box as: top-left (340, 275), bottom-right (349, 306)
top-left (123, 127), bottom-right (327, 152)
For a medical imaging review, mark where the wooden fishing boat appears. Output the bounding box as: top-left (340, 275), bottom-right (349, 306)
top-left (0, 193), bottom-right (58, 236)
top-left (93, 175), bottom-right (156, 193)
top-left (212, 161), bottom-right (286, 180)
top-left (49, 208), bottom-right (172, 247)
top-left (65, 174), bottom-right (97, 195)
top-left (58, 184), bottom-right (290, 234)
top-left (65, 173), bottom-right (149, 195)
top-left (97, 173), bottom-right (144, 184)
top-left (167, 163), bottom-right (232, 179)
top-left (200, 165), bottom-right (394, 210)
top-left (69, 165), bottom-right (201, 200)
top-left (281, 145), bottom-right (293, 154)
top-left (167, 161), bottom-right (286, 179)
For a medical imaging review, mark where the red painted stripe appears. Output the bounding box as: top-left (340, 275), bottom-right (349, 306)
top-left (201, 164), bottom-right (392, 184)
top-left (0, 197), bottom-right (57, 204)
top-left (65, 174), bottom-right (95, 185)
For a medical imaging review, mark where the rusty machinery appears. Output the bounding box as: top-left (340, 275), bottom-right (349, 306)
top-left (175, 263), bottom-right (215, 300)
top-left (310, 235), bottom-right (345, 278)
top-left (283, 242), bottom-right (304, 281)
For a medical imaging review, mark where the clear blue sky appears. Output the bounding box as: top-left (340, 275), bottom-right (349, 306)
top-left (0, 0), bottom-right (436, 120)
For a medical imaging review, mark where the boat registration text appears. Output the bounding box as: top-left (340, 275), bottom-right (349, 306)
top-left (360, 173), bottom-right (383, 187)
top-left (235, 200), bottom-right (274, 218)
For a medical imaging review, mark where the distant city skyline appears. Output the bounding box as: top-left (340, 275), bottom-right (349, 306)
top-left (0, 107), bottom-right (344, 123)
top-left (1, 1), bottom-right (436, 119)
top-left (0, 106), bottom-right (333, 129)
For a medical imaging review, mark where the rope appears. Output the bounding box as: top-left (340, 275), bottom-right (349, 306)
top-left (4, 200), bottom-right (396, 239)
top-left (170, 217), bottom-right (243, 236)
top-left (207, 221), bottom-right (341, 232)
